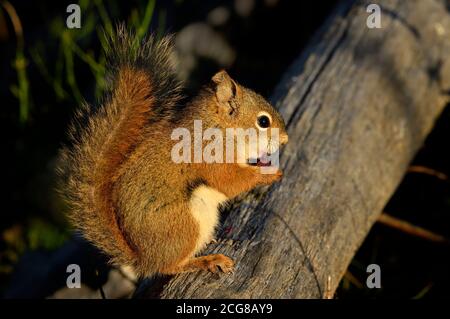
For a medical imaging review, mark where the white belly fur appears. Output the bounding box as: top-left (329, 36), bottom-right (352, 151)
top-left (189, 185), bottom-right (228, 254)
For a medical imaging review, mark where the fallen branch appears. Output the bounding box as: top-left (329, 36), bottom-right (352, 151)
top-left (136, 0), bottom-right (450, 298)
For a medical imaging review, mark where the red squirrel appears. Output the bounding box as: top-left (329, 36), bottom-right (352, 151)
top-left (58, 26), bottom-right (288, 278)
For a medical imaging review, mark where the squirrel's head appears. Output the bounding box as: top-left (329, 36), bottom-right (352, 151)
top-left (205, 70), bottom-right (289, 170)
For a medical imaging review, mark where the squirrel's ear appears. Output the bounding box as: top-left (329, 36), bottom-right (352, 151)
top-left (212, 70), bottom-right (239, 114)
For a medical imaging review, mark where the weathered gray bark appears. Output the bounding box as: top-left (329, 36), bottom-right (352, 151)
top-left (137, 0), bottom-right (450, 298)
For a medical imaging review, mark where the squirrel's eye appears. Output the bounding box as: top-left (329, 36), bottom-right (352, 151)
top-left (257, 114), bottom-right (271, 129)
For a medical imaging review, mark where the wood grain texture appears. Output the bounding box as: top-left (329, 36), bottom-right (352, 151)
top-left (136, 0), bottom-right (450, 298)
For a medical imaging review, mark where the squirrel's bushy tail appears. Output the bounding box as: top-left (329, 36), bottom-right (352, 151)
top-left (57, 26), bottom-right (181, 268)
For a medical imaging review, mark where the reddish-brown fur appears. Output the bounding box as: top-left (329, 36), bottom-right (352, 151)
top-left (95, 68), bottom-right (155, 263)
top-left (58, 29), bottom-right (288, 278)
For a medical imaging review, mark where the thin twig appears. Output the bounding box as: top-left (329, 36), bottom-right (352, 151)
top-left (323, 275), bottom-right (334, 299)
top-left (344, 271), bottom-right (364, 289)
top-left (95, 268), bottom-right (107, 299)
top-left (99, 285), bottom-right (106, 299)
top-left (0, 1), bottom-right (23, 49)
top-left (378, 213), bottom-right (450, 244)
top-left (408, 165), bottom-right (448, 181)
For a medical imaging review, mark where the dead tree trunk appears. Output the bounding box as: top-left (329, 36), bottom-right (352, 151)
top-left (137, 0), bottom-right (450, 298)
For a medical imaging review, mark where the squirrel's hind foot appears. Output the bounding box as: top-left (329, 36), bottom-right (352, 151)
top-left (200, 254), bottom-right (234, 273)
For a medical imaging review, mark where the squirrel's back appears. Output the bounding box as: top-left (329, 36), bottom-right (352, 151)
top-left (57, 26), bottom-right (181, 268)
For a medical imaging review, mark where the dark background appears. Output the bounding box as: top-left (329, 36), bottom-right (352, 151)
top-left (1, 0), bottom-right (449, 298)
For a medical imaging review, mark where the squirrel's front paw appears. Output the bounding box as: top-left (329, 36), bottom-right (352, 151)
top-left (203, 254), bottom-right (235, 273)
top-left (259, 169), bottom-right (283, 184)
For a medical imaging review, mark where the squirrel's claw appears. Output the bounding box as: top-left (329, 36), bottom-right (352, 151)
top-left (204, 254), bottom-right (235, 274)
